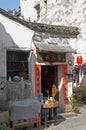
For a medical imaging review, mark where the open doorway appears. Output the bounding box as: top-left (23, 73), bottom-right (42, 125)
top-left (41, 65), bottom-right (58, 100)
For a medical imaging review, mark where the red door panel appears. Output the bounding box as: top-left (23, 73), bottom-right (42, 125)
top-left (62, 64), bottom-right (69, 104)
top-left (35, 64), bottom-right (41, 96)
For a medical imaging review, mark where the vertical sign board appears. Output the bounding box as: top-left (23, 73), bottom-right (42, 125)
top-left (68, 82), bottom-right (72, 97)
top-left (35, 64), bottom-right (41, 96)
top-left (62, 64), bottom-right (69, 104)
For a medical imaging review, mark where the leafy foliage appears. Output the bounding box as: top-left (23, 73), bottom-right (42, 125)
top-left (70, 94), bottom-right (80, 113)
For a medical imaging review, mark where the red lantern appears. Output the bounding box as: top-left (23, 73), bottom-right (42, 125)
top-left (76, 56), bottom-right (83, 65)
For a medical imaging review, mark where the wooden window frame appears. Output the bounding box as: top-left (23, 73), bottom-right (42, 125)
top-left (7, 50), bottom-right (29, 80)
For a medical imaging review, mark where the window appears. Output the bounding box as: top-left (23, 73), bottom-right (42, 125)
top-left (34, 3), bottom-right (40, 20)
top-left (7, 50), bottom-right (29, 80)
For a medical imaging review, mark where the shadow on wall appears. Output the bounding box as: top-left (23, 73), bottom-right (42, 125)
top-left (0, 22), bottom-right (19, 48)
top-left (0, 22), bottom-right (19, 80)
top-left (0, 22), bottom-right (19, 110)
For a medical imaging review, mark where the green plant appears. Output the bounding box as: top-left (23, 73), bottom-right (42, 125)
top-left (70, 94), bottom-right (80, 113)
top-left (0, 125), bottom-right (3, 130)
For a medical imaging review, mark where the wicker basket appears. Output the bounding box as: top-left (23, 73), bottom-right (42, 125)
top-left (42, 102), bottom-right (59, 109)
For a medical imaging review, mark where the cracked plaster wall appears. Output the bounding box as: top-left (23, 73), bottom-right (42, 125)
top-left (38, 0), bottom-right (86, 62)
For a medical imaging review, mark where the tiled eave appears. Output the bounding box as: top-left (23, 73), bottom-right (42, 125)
top-left (0, 8), bottom-right (80, 36)
top-left (34, 42), bottom-right (76, 53)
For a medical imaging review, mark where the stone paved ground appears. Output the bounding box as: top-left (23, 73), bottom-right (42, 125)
top-left (28, 103), bottom-right (86, 130)
top-left (2, 103), bottom-right (86, 130)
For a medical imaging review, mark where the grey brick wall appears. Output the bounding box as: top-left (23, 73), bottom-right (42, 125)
top-left (0, 79), bottom-right (33, 110)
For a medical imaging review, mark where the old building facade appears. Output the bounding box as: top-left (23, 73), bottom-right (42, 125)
top-left (20, 0), bottom-right (86, 108)
top-left (0, 9), bottom-right (35, 110)
top-left (1, 0), bottom-right (86, 112)
top-left (20, 0), bottom-right (86, 84)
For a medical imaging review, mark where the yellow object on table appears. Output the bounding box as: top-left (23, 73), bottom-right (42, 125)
top-left (42, 101), bottom-right (59, 109)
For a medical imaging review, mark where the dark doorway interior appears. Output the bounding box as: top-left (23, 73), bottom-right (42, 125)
top-left (41, 65), bottom-right (58, 98)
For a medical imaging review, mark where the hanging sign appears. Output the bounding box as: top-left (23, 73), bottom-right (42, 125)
top-left (38, 52), bottom-right (66, 62)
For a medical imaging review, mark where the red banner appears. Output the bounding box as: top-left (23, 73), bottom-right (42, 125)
top-left (62, 64), bottom-right (69, 104)
top-left (35, 64), bottom-right (41, 96)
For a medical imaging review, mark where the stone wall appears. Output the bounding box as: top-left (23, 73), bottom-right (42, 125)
top-left (0, 79), bottom-right (33, 110)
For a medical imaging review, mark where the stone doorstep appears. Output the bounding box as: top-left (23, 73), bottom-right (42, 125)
top-left (44, 128), bottom-right (53, 130)
top-left (59, 112), bottom-right (78, 119)
top-left (44, 127), bottom-right (56, 130)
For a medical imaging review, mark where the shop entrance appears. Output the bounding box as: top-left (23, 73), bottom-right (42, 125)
top-left (41, 65), bottom-right (58, 100)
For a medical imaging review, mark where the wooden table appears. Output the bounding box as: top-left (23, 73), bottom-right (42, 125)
top-left (11, 117), bottom-right (41, 130)
top-left (9, 99), bottom-right (41, 130)
top-left (42, 102), bottom-right (59, 128)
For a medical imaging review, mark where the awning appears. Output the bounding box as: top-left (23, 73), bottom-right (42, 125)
top-left (34, 42), bottom-right (76, 53)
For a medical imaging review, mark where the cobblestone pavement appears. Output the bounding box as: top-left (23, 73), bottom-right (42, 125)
top-left (53, 103), bottom-right (86, 130)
